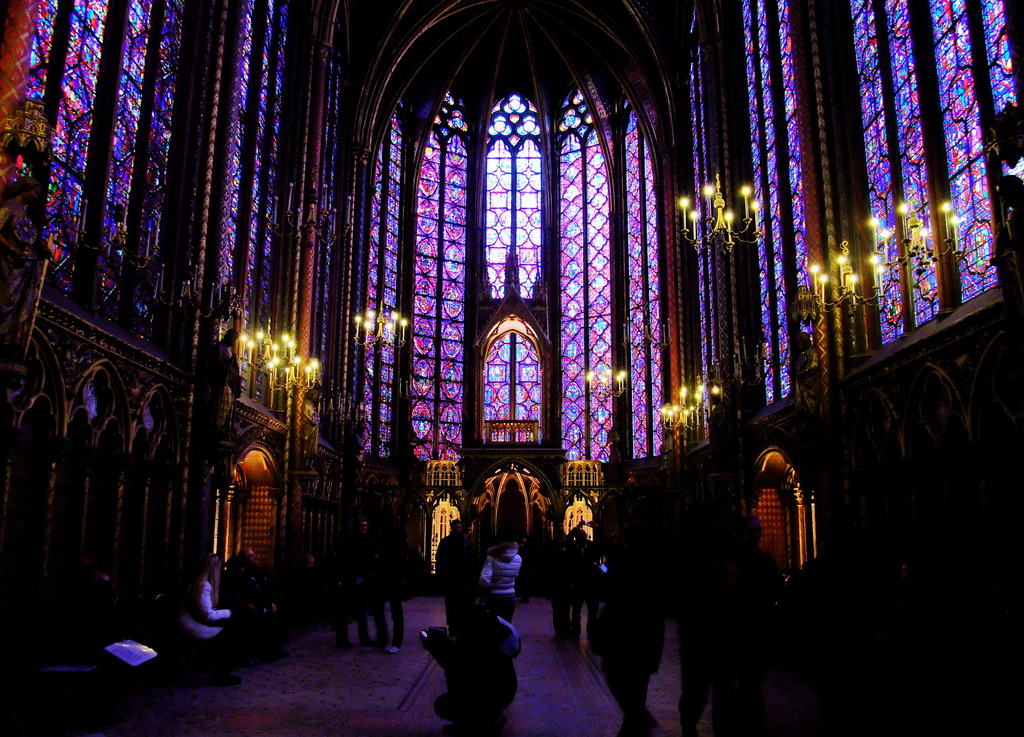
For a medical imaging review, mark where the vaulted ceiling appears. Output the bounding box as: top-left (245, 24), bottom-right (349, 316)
top-left (326, 0), bottom-right (693, 153)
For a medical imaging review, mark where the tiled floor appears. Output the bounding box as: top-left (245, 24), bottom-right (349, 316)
top-left (68, 597), bottom-right (820, 737)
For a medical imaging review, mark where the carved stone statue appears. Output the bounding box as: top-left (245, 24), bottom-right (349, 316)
top-left (300, 384), bottom-right (321, 469)
top-left (0, 177), bottom-right (47, 359)
top-left (206, 328), bottom-right (241, 441)
top-left (994, 174), bottom-right (1024, 334)
top-left (793, 330), bottom-right (822, 422)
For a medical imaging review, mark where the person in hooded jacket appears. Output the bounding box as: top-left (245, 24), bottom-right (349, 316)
top-left (478, 534), bottom-right (523, 622)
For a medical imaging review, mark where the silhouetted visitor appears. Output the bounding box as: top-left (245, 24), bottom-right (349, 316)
top-left (421, 603), bottom-right (519, 736)
top-left (593, 520), bottom-right (664, 737)
top-left (678, 504), bottom-right (739, 737)
top-left (285, 553), bottom-right (323, 631)
top-left (372, 524), bottom-right (408, 653)
top-left (553, 525), bottom-right (591, 639)
top-left (221, 548), bottom-right (288, 662)
top-left (436, 518), bottom-right (476, 637)
top-left (734, 515), bottom-right (784, 737)
top-left (339, 517), bottom-right (384, 647)
top-left (788, 510), bottom-right (870, 737)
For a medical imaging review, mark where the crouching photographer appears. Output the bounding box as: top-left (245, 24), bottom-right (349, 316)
top-left (420, 604), bottom-right (520, 735)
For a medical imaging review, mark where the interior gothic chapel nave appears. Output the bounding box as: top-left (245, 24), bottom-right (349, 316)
top-left (0, 0), bottom-right (1022, 734)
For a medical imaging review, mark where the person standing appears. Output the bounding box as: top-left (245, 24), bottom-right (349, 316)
top-left (478, 534), bottom-right (522, 622)
top-left (373, 524), bottom-right (408, 653)
top-left (435, 518), bottom-right (475, 637)
top-left (594, 520), bottom-right (664, 737)
top-left (734, 515), bottom-right (784, 737)
top-left (343, 517), bottom-right (384, 647)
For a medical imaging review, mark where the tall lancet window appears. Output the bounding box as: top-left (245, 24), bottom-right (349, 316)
top-left (28, 0), bottom-right (110, 295)
top-left (412, 93), bottom-right (468, 461)
top-left (28, 0), bottom-right (185, 335)
top-left (850, 0), bottom-right (941, 342)
top-left (485, 94), bottom-right (542, 298)
top-left (243, 0), bottom-right (288, 335)
top-left (624, 103), bottom-right (663, 459)
top-left (691, 22), bottom-right (714, 427)
top-left (743, 0), bottom-right (806, 399)
top-left (558, 91), bottom-right (613, 462)
top-left (363, 111), bottom-right (403, 458)
top-left (928, 0), bottom-right (1007, 300)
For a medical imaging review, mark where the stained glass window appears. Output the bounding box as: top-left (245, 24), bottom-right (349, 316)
top-left (483, 331), bottom-right (541, 423)
top-left (743, 0), bottom-right (798, 399)
top-left (364, 112), bottom-right (403, 458)
top-left (929, 0), bottom-right (1000, 300)
top-left (412, 93), bottom-right (468, 461)
top-left (26, 0), bottom-right (185, 334)
top-left (138, 0), bottom-right (185, 337)
top-left (31, 1), bottom-right (109, 293)
top-left (317, 44), bottom-right (342, 359)
top-left (624, 104), bottom-right (663, 459)
top-left (486, 94), bottom-right (542, 299)
top-left (850, 0), bottom-right (1010, 338)
top-left (558, 90), bottom-right (612, 461)
top-left (689, 43), bottom-right (714, 431)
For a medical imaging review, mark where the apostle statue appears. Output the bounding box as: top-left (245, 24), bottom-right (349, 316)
top-left (300, 384), bottom-right (321, 469)
top-left (793, 330), bottom-right (822, 423)
top-left (0, 177), bottom-right (48, 359)
top-left (206, 328), bottom-right (242, 442)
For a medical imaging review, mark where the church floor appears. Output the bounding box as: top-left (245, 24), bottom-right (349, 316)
top-left (71, 597), bottom-right (820, 737)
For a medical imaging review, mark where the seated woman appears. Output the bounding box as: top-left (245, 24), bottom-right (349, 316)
top-left (177, 553), bottom-right (242, 686)
top-left (421, 604), bottom-right (519, 736)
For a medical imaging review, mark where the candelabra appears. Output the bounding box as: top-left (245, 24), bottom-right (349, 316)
top-left (871, 200), bottom-right (968, 305)
top-left (270, 182), bottom-right (337, 246)
top-left (354, 306), bottom-right (408, 348)
top-left (679, 174), bottom-right (763, 253)
top-left (586, 367), bottom-right (627, 400)
top-left (265, 352), bottom-right (321, 392)
top-left (155, 264), bottom-right (242, 318)
top-left (661, 380), bottom-right (715, 431)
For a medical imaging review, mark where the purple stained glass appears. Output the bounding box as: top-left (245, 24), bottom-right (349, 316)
top-left (259, 1), bottom-right (286, 331)
top-left (752, 0), bottom-right (794, 396)
top-left (559, 90), bottom-right (612, 462)
top-left (742, 3), bottom-right (775, 402)
top-left (100, 0), bottom-right (152, 322)
top-left (850, 0), bottom-right (904, 343)
top-left (221, 1), bottom-right (254, 292)
top-left (625, 107), bottom-right (663, 458)
top-left (137, 0), bottom-right (184, 338)
top-left (982, 1), bottom-right (1022, 179)
top-left (887, 0), bottom-right (939, 326)
top-left (929, 0), bottom-right (997, 300)
top-left (486, 94), bottom-right (542, 298)
top-left (364, 113), bottom-right (402, 458)
top-left (413, 95), bottom-right (467, 461)
top-left (45, 1), bottom-right (110, 293)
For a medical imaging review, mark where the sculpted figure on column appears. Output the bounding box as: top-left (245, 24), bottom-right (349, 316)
top-left (0, 177), bottom-right (48, 359)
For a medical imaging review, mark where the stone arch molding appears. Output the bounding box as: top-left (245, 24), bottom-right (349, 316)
top-left (68, 360), bottom-right (132, 453)
top-left (903, 363), bottom-right (969, 459)
top-left (7, 330), bottom-right (67, 433)
top-left (463, 460), bottom-right (558, 519)
top-left (851, 387), bottom-right (904, 469)
top-left (970, 331), bottom-right (1024, 442)
top-left (133, 385), bottom-right (181, 463)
